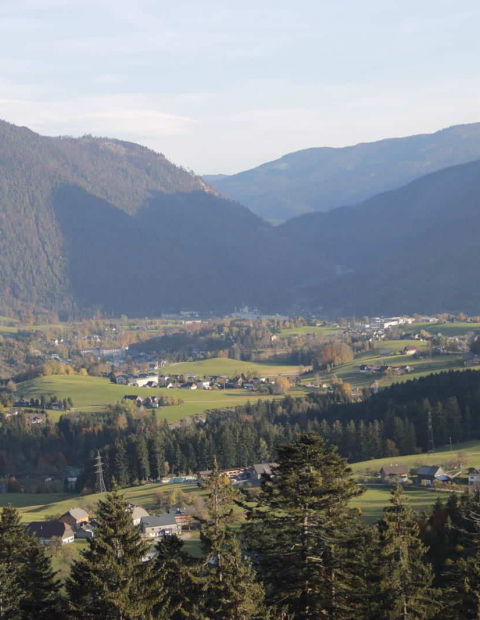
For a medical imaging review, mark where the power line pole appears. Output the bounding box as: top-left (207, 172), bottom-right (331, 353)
top-left (94, 451), bottom-right (106, 494)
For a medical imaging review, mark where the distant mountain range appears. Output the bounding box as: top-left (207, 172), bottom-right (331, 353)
top-left (205, 123), bottom-right (480, 222)
top-left (2, 119), bottom-right (480, 318)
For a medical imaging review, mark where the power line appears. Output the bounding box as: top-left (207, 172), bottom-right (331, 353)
top-left (94, 450), bottom-right (106, 494)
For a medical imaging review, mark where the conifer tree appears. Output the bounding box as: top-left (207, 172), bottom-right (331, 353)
top-left (438, 492), bottom-right (480, 619)
top-left (197, 457), bottom-right (264, 620)
top-left (0, 505), bottom-right (63, 619)
top-left (375, 485), bottom-right (436, 620)
top-left (112, 438), bottom-right (129, 487)
top-left (20, 542), bottom-right (64, 619)
top-left (242, 432), bottom-right (364, 619)
top-left (0, 562), bottom-right (23, 620)
top-left (67, 490), bottom-right (157, 618)
top-left (153, 534), bottom-right (202, 619)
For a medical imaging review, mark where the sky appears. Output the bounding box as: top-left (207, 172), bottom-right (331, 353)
top-left (1, 0), bottom-right (480, 174)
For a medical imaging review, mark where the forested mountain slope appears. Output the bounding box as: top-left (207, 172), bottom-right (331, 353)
top-left (0, 120), bottom-right (319, 317)
top-left (281, 157), bottom-right (480, 316)
top-left (207, 123), bottom-right (480, 221)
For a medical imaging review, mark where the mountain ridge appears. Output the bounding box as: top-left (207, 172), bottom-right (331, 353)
top-left (206, 122), bottom-right (480, 221)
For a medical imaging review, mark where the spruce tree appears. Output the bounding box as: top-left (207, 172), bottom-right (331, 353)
top-left (20, 542), bottom-right (64, 619)
top-left (112, 438), bottom-right (129, 488)
top-left (376, 485), bottom-right (436, 620)
top-left (0, 505), bottom-right (63, 619)
top-left (242, 432), bottom-right (364, 619)
top-left (438, 492), bottom-right (480, 619)
top-left (153, 534), bottom-right (202, 619)
top-left (67, 489), bottom-right (157, 619)
top-left (197, 457), bottom-right (264, 620)
top-left (0, 562), bottom-right (23, 620)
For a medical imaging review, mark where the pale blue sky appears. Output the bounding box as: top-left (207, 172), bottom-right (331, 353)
top-left (1, 0), bottom-right (480, 174)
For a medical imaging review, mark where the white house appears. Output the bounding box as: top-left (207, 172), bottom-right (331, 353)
top-left (27, 522), bottom-right (74, 545)
top-left (140, 514), bottom-right (181, 538)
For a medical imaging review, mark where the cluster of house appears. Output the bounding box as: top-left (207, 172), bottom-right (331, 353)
top-left (123, 394), bottom-right (164, 409)
top-left (114, 372), bottom-right (284, 392)
top-left (359, 363), bottom-right (414, 376)
top-left (198, 462), bottom-right (278, 484)
top-left (26, 504), bottom-right (186, 546)
top-left (379, 464), bottom-right (457, 485)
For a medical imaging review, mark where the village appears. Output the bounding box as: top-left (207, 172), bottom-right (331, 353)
top-left (23, 463), bottom-right (278, 555)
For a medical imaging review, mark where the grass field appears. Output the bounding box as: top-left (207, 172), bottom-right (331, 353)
top-left (0, 482), bottom-right (204, 522)
top-left (351, 440), bottom-right (480, 474)
top-left (409, 322), bottom-right (480, 337)
top-left (351, 486), bottom-right (440, 523)
top-left (278, 325), bottom-right (342, 338)
top-left (161, 357), bottom-right (301, 377)
top-left (304, 339), bottom-right (475, 389)
top-left (17, 375), bottom-right (284, 423)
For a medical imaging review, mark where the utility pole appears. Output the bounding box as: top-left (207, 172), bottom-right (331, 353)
top-left (94, 451), bottom-right (106, 494)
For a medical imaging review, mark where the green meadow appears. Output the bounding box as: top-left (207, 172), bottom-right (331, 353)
top-left (304, 338), bottom-right (476, 389)
top-left (278, 325), bottom-right (342, 338)
top-left (408, 322), bottom-right (480, 337)
top-left (161, 357), bottom-right (301, 377)
top-left (351, 440), bottom-right (480, 474)
top-left (17, 374), bottom-right (284, 423)
top-left (351, 486), bottom-right (440, 523)
top-left (0, 482), bottom-right (203, 523)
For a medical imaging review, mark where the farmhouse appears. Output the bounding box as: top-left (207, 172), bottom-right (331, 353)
top-left (129, 505), bottom-right (149, 525)
top-left (181, 382), bottom-right (198, 390)
top-left (140, 514), bottom-right (180, 538)
top-left (380, 465), bottom-right (409, 481)
top-left (114, 374), bottom-right (129, 385)
top-left (250, 463), bottom-right (278, 481)
top-left (27, 521), bottom-right (74, 545)
top-left (60, 507), bottom-right (89, 527)
top-left (416, 466), bottom-right (447, 484)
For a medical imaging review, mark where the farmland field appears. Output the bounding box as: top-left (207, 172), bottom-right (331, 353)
top-left (161, 357), bottom-right (301, 377)
top-left (17, 375), bottom-right (284, 423)
top-left (278, 325), bottom-right (342, 338)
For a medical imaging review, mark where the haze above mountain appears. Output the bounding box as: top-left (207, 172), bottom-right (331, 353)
top-left (205, 123), bottom-right (480, 222)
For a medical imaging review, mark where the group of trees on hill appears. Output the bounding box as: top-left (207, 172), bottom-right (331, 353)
top-left (5, 434), bottom-right (480, 618)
